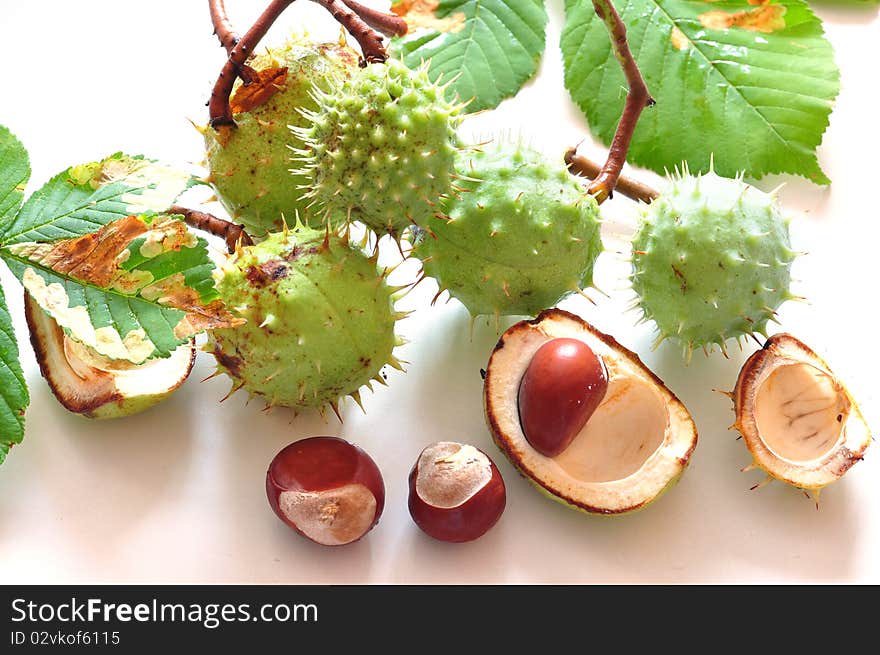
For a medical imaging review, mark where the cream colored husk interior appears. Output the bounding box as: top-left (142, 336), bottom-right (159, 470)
top-left (736, 334), bottom-right (872, 489)
top-left (64, 336), bottom-right (193, 398)
top-left (754, 362), bottom-right (848, 463)
top-left (487, 312), bottom-right (696, 513)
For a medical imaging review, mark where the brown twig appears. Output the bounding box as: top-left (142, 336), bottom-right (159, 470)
top-left (583, 0), bottom-right (654, 204)
top-left (170, 205), bottom-right (253, 254)
top-left (208, 0), bottom-right (393, 126)
top-left (209, 0), bottom-right (298, 127)
top-left (564, 147), bottom-right (658, 204)
top-left (208, 0), bottom-right (257, 84)
top-left (337, 0), bottom-right (408, 36)
top-left (312, 0), bottom-right (389, 63)
top-left (209, 0), bottom-right (239, 52)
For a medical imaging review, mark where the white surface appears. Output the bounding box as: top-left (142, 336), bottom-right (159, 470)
top-left (0, 1), bottom-right (878, 584)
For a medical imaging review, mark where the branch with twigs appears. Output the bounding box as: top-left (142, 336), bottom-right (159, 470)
top-left (208, 0), bottom-right (298, 127)
top-left (207, 0), bottom-right (404, 127)
top-left (564, 147), bottom-right (658, 204)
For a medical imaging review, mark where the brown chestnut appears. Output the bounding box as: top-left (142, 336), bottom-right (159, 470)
top-left (408, 441), bottom-right (506, 543)
top-left (517, 337), bottom-right (608, 457)
top-left (266, 436), bottom-right (385, 546)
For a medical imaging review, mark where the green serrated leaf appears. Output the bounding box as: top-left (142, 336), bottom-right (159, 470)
top-left (0, 125), bottom-right (30, 229)
top-left (0, 153), bottom-right (197, 245)
top-left (3, 214), bottom-right (241, 364)
top-left (0, 282), bottom-right (28, 466)
top-left (561, 0), bottom-right (839, 183)
top-left (391, 0), bottom-right (548, 112)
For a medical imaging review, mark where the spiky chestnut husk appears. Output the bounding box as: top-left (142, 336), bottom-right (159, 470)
top-left (631, 170), bottom-right (798, 359)
top-left (204, 39), bottom-right (359, 236)
top-left (293, 58), bottom-right (463, 237)
top-left (414, 141), bottom-right (603, 318)
top-left (208, 224), bottom-right (405, 412)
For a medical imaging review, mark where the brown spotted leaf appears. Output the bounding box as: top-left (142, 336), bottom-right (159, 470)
top-left (562, 0), bottom-right (839, 184)
top-left (1, 153), bottom-right (197, 245)
top-left (3, 215), bottom-right (242, 364)
top-left (699, 2), bottom-right (787, 32)
top-left (392, 0), bottom-right (467, 32)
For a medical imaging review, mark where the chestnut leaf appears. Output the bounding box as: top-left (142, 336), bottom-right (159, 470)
top-left (0, 126), bottom-right (30, 461)
top-left (0, 153), bottom-right (198, 245)
top-left (0, 129), bottom-right (226, 465)
top-left (2, 214), bottom-right (243, 365)
top-left (0, 125), bottom-right (30, 229)
top-left (390, 0), bottom-right (548, 113)
top-left (0, 277), bottom-right (28, 465)
top-left (561, 0), bottom-right (839, 184)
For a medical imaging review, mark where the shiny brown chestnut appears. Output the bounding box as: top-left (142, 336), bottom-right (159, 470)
top-left (408, 441), bottom-right (506, 543)
top-left (517, 337), bottom-right (608, 457)
top-left (266, 436), bottom-right (385, 546)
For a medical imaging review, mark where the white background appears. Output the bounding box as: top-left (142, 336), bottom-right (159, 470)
top-left (0, 1), bottom-right (877, 583)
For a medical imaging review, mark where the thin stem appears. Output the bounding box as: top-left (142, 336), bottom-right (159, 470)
top-left (209, 0), bottom-right (238, 52)
top-left (337, 0), bottom-right (408, 36)
top-left (208, 0), bottom-right (257, 84)
top-left (311, 0), bottom-right (389, 62)
top-left (584, 0), bottom-right (654, 204)
top-left (209, 0), bottom-right (297, 127)
top-left (564, 147), bottom-right (658, 204)
top-left (170, 206), bottom-right (254, 253)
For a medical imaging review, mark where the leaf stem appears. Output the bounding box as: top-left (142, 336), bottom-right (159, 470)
top-left (564, 147), bottom-right (658, 204)
top-left (169, 206), bottom-right (253, 253)
top-left (584, 0), bottom-right (654, 204)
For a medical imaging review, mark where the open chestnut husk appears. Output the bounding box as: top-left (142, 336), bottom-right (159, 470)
top-left (732, 333), bottom-right (871, 494)
top-left (484, 309), bottom-right (697, 515)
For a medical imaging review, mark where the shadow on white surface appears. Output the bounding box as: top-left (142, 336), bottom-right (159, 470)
top-left (388, 514), bottom-right (513, 584)
top-left (504, 459), bottom-right (858, 584)
top-left (0, 371), bottom-right (198, 577)
top-left (262, 519), bottom-right (377, 582)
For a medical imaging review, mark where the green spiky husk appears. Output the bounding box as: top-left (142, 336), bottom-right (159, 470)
top-left (209, 225), bottom-right (399, 410)
top-left (204, 40), bottom-right (358, 236)
top-left (414, 141), bottom-right (603, 317)
top-left (294, 58), bottom-right (462, 237)
top-left (631, 171), bottom-right (796, 356)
